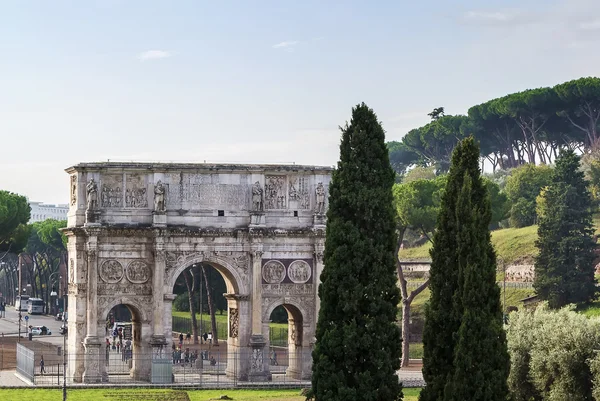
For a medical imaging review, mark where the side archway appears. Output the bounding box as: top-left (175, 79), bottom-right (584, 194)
top-left (262, 299), bottom-right (313, 380)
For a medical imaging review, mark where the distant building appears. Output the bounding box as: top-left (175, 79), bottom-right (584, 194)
top-left (29, 201), bottom-right (69, 222)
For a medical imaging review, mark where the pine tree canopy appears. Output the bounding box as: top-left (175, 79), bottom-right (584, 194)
top-left (312, 103), bottom-right (402, 401)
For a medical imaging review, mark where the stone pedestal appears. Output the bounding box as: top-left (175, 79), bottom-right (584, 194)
top-left (82, 337), bottom-right (103, 383)
top-left (248, 334), bottom-right (269, 382)
top-left (84, 210), bottom-right (101, 227)
top-left (150, 335), bottom-right (167, 358)
top-left (313, 213), bottom-right (325, 227)
top-left (249, 212), bottom-right (265, 227)
top-left (153, 212), bottom-right (167, 227)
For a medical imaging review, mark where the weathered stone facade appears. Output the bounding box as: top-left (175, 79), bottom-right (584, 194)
top-left (64, 162), bottom-right (331, 383)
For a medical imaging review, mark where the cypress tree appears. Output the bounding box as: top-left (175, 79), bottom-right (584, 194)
top-left (312, 103), bottom-right (402, 401)
top-left (446, 140), bottom-right (509, 401)
top-left (420, 137), bottom-right (509, 401)
top-left (419, 140), bottom-right (469, 401)
top-left (534, 150), bottom-right (597, 309)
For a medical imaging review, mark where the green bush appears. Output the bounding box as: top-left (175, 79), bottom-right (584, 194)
top-left (507, 304), bottom-right (600, 401)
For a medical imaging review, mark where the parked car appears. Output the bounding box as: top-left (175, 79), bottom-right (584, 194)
top-left (59, 324), bottom-right (67, 335)
top-left (31, 326), bottom-right (51, 335)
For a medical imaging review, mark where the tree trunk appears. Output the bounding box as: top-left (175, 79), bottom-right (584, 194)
top-left (395, 226), bottom-right (430, 367)
top-left (202, 265), bottom-right (219, 346)
top-left (183, 269), bottom-right (199, 345)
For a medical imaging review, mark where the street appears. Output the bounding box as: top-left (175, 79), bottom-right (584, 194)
top-left (0, 305), bottom-right (66, 345)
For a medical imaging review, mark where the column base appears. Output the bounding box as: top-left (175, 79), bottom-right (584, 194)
top-left (153, 212), bottom-right (167, 227)
top-left (248, 334), bottom-right (269, 382)
top-left (82, 336), bottom-right (103, 383)
top-left (249, 212), bottom-right (265, 227)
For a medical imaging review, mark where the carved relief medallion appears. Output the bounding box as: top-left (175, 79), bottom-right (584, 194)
top-left (229, 308), bottom-right (239, 338)
top-left (288, 260), bottom-right (312, 284)
top-left (262, 260), bottom-right (286, 284)
top-left (126, 260), bottom-right (150, 283)
top-left (99, 260), bottom-right (124, 283)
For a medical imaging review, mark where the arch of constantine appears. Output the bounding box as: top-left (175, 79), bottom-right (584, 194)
top-left (64, 162), bottom-right (331, 383)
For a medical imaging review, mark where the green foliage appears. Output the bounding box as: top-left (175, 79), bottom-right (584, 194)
top-left (389, 77), bottom-right (600, 173)
top-left (534, 150), bottom-right (598, 308)
top-left (421, 137), bottom-right (508, 401)
top-left (507, 304), bottom-right (600, 401)
top-left (483, 178), bottom-right (509, 227)
top-left (312, 103), bottom-right (402, 401)
top-left (393, 176), bottom-right (445, 237)
top-left (419, 137), bottom-right (469, 401)
top-left (0, 190), bottom-right (31, 253)
top-left (504, 164), bottom-right (553, 227)
top-left (403, 167), bottom-right (437, 183)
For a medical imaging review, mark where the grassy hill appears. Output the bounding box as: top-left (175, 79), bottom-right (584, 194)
top-left (400, 216), bottom-right (600, 265)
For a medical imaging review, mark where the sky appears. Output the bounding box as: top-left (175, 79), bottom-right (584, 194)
top-left (2, 0), bottom-right (600, 204)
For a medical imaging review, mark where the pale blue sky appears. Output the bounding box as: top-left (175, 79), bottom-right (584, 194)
top-left (1, 0), bottom-right (599, 204)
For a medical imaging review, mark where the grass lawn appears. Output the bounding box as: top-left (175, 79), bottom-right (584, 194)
top-left (400, 215), bottom-right (600, 265)
top-left (0, 388), bottom-right (422, 400)
top-left (399, 225), bottom-right (539, 264)
top-left (172, 311), bottom-right (288, 330)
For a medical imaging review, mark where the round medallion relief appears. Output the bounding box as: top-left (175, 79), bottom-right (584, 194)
top-left (126, 260), bottom-right (150, 284)
top-left (99, 260), bottom-right (124, 283)
top-left (262, 260), bottom-right (286, 284)
top-left (288, 260), bottom-right (312, 284)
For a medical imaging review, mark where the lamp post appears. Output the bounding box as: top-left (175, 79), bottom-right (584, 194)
top-left (49, 271), bottom-right (61, 315)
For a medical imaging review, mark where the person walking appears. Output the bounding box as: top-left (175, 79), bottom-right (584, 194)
top-left (40, 355), bottom-right (46, 375)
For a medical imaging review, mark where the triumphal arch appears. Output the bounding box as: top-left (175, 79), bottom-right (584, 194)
top-left (64, 162), bottom-right (331, 383)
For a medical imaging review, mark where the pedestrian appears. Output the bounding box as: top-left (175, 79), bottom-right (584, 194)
top-left (207, 332), bottom-right (212, 345)
top-left (179, 332), bottom-right (184, 346)
top-left (40, 355), bottom-right (46, 374)
top-left (203, 332), bottom-right (208, 343)
top-left (116, 341), bottom-right (121, 353)
top-left (186, 332), bottom-right (191, 344)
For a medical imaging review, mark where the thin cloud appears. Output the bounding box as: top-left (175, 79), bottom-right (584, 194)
top-left (579, 20), bottom-right (600, 30)
top-left (272, 41), bottom-right (299, 50)
top-left (138, 50), bottom-right (171, 61)
top-left (460, 9), bottom-right (533, 26)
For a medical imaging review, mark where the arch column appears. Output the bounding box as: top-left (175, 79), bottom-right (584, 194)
top-left (225, 293), bottom-right (251, 379)
top-left (82, 233), bottom-right (102, 383)
top-left (248, 248), bottom-right (269, 381)
top-left (150, 238), bottom-right (167, 357)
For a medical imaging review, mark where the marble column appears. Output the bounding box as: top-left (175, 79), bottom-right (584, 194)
top-left (248, 248), bottom-right (268, 381)
top-left (82, 233), bottom-right (102, 383)
top-left (150, 237), bottom-right (167, 356)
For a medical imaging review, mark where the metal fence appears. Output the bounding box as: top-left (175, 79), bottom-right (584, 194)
top-left (406, 281), bottom-right (534, 289)
top-left (17, 338), bottom-right (312, 387)
top-left (16, 342), bottom-right (35, 383)
top-left (171, 317), bottom-right (290, 347)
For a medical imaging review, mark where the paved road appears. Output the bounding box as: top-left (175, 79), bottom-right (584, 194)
top-left (0, 305), bottom-right (65, 341)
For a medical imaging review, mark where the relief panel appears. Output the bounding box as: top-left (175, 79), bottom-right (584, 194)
top-left (100, 175), bottom-right (123, 208)
top-left (264, 176), bottom-right (286, 209)
top-left (288, 176), bottom-right (310, 210)
top-left (125, 174), bottom-right (148, 208)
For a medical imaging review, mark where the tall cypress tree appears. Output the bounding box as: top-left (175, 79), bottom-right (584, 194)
top-left (447, 140), bottom-right (509, 401)
top-left (312, 103), bottom-right (402, 401)
top-left (420, 137), bottom-right (509, 401)
top-left (419, 140), bottom-right (469, 401)
top-left (534, 150), bottom-right (597, 309)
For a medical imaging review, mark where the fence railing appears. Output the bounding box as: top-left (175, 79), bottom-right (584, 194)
top-left (171, 316), bottom-right (290, 348)
top-left (406, 281), bottom-right (534, 289)
top-left (16, 339), bottom-right (312, 387)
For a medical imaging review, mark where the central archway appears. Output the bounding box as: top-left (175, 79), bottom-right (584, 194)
top-left (165, 252), bottom-right (250, 381)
